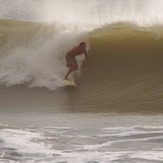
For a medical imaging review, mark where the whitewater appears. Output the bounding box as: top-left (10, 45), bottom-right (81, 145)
top-left (0, 0), bottom-right (163, 163)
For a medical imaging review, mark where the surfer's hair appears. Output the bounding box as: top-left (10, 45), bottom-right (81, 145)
top-left (79, 42), bottom-right (86, 46)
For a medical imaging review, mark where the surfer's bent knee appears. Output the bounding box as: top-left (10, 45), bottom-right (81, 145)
top-left (74, 67), bottom-right (78, 71)
top-left (72, 66), bottom-right (78, 71)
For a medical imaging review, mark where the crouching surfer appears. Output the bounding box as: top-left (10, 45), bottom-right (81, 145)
top-left (64, 42), bottom-right (90, 80)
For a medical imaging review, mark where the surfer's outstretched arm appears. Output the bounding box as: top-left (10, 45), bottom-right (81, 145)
top-left (84, 51), bottom-right (90, 68)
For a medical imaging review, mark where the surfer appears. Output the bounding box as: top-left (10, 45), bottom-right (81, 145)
top-left (64, 42), bottom-right (90, 80)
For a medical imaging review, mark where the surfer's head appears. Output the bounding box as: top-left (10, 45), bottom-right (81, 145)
top-left (79, 42), bottom-right (86, 47)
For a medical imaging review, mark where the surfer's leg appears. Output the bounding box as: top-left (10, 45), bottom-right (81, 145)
top-left (64, 68), bottom-right (72, 80)
top-left (64, 56), bottom-right (78, 80)
top-left (66, 55), bottom-right (73, 68)
top-left (64, 66), bottom-right (78, 80)
top-left (64, 66), bottom-right (77, 80)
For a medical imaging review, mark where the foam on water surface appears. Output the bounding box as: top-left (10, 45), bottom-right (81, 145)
top-left (0, 125), bottom-right (163, 163)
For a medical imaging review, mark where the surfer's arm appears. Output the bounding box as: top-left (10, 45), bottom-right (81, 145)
top-left (84, 50), bottom-right (90, 68)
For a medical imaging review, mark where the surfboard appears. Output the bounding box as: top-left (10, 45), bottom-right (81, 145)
top-left (62, 79), bottom-right (77, 87)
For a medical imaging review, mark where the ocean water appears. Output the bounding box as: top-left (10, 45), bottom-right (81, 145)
top-left (0, 0), bottom-right (163, 162)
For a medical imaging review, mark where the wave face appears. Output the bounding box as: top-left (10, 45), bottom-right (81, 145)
top-left (0, 0), bottom-right (163, 112)
top-left (80, 24), bottom-right (163, 112)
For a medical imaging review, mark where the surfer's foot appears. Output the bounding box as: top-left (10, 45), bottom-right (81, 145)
top-left (64, 77), bottom-right (69, 81)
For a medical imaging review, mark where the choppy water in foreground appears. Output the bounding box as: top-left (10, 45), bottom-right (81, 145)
top-left (0, 113), bottom-right (163, 163)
